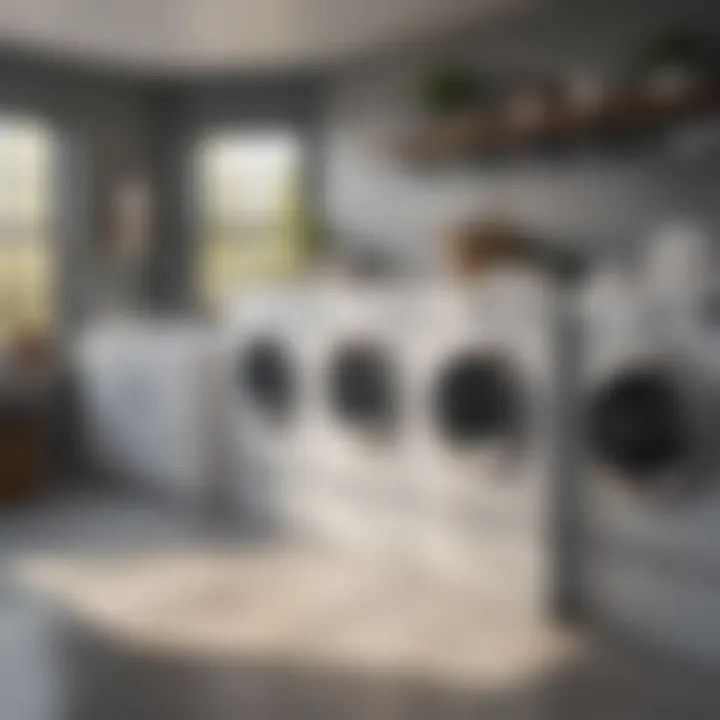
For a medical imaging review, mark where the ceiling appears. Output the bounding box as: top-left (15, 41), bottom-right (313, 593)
top-left (0, 0), bottom-right (535, 72)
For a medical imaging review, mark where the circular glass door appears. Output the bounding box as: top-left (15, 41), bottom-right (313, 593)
top-left (433, 352), bottom-right (521, 447)
top-left (239, 337), bottom-right (295, 424)
top-left (328, 342), bottom-right (397, 432)
top-left (587, 365), bottom-right (696, 491)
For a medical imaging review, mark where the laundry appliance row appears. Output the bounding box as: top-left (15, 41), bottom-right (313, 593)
top-left (223, 262), bottom-right (720, 670)
top-left (222, 273), bottom-right (565, 619)
top-left (75, 232), bottom-right (720, 671)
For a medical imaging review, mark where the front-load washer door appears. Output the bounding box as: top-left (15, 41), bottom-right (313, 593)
top-left (238, 336), bottom-right (297, 426)
top-left (433, 351), bottom-right (522, 449)
top-left (327, 341), bottom-right (398, 436)
top-left (587, 363), bottom-right (701, 501)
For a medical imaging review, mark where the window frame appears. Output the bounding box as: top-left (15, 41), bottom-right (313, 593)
top-left (190, 124), bottom-right (308, 312)
top-left (0, 110), bottom-right (58, 345)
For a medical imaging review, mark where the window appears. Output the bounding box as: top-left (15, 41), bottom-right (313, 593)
top-left (196, 130), bottom-right (305, 311)
top-left (0, 116), bottom-right (54, 344)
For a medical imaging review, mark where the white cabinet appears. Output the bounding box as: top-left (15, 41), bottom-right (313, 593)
top-left (77, 320), bottom-right (215, 502)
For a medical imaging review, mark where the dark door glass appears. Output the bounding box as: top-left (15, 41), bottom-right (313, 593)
top-left (239, 337), bottom-right (295, 422)
top-left (588, 367), bottom-right (692, 484)
top-left (434, 353), bottom-right (519, 446)
top-left (329, 343), bottom-right (396, 430)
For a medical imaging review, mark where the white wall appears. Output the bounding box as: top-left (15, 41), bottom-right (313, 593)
top-left (321, 0), bottom-right (720, 272)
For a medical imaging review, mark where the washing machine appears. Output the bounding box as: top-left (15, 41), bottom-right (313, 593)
top-left (402, 272), bottom-right (564, 615)
top-left (579, 274), bottom-right (720, 667)
top-left (76, 319), bottom-right (215, 503)
top-left (290, 283), bottom-right (409, 558)
top-left (220, 283), bottom-right (315, 534)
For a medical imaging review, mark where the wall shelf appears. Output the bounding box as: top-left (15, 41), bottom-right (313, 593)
top-left (397, 83), bottom-right (720, 165)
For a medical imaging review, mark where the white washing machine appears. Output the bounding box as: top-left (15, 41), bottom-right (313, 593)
top-left (77, 319), bottom-right (214, 503)
top-left (291, 284), bottom-right (409, 558)
top-left (579, 276), bottom-right (720, 667)
top-left (220, 283), bottom-right (316, 533)
top-left (402, 272), bottom-right (563, 615)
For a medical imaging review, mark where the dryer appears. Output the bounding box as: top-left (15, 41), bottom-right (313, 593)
top-left (579, 278), bottom-right (720, 667)
top-left (221, 283), bottom-right (313, 534)
top-left (402, 272), bottom-right (562, 615)
top-left (292, 284), bottom-right (408, 558)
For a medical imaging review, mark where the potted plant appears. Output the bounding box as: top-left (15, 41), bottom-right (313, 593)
top-left (634, 29), bottom-right (719, 98)
top-left (420, 68), bottom-right (493, 117)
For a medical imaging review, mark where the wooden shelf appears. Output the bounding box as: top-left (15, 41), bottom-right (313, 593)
top-left (397, 83), bottom-right (720, 165)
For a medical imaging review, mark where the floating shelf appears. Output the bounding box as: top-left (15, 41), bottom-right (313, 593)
top-left (397, 82), bottom-right (720, 165)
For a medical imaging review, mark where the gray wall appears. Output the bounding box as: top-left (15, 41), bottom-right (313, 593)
top-left (321, 0), bottom-right (720, 273)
